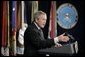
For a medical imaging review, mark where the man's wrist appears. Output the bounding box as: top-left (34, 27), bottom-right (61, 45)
top-left (54, 37), bottom-right (59, 44)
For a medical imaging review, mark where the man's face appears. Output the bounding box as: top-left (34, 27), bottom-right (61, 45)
top-left (36, 14), bottom-right (47, 28)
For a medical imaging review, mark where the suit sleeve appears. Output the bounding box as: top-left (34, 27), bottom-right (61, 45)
top-left (24, 27), bottom-right (55, 49)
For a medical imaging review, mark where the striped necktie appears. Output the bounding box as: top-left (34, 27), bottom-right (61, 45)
top-left (39, 29), bottom-right (45, 40)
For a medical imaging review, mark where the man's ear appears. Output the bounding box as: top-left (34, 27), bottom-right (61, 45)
top-left (35, 18), bottom-right (38, 23)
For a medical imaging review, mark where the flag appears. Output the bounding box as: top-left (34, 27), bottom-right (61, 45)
top-left (16, 1), bottom-right (22, 30)
top-left (10, 1), bottom-right (17, 56)
top-left (16, 1), bottom-right (25, 55)
top-left (1, 1), bottom-right (7, 55)
top-left (48, 1), bottom-right (57, 39)
top-left (1, 1), bottom-right (9, 56)
top-left (21, 1), bottom-right (28, 28)
top-left (31, 1), bottom-right (38, 22)
top-left (2, 1), bottom-right (7, 49)
top-left (6, 1), bottom-right (10, 56)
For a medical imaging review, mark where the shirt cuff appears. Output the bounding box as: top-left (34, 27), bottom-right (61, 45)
top-left (54, 37), bottom-right (59, 44)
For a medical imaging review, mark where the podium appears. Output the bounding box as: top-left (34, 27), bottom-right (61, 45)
top-left (38, 41), bottom-right (78, 56)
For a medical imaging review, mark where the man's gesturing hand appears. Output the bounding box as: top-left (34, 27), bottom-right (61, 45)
top-left (58, 33), bottom-right (69, 42)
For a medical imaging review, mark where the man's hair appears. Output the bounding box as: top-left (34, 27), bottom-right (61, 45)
top-left (34, 11), bottom-right (46, 21)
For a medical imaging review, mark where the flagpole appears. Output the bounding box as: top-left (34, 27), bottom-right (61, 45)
top-left (21, 1), bottom-right (24, 27)
top-left (31, 1), bottom-right (38, 22)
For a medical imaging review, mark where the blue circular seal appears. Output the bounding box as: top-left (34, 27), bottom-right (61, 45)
top-left (57, 3), bottom-right (78, 29)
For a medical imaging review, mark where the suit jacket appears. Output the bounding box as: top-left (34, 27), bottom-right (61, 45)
top-left (24, 22), bottom-right (55, 56)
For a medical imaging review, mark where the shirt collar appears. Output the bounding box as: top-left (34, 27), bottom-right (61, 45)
top-left (34, 22), bottom-right (41, 30)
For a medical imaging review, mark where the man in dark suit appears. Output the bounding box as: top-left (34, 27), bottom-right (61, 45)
top-left (24, 11), bottom-right (69, 56)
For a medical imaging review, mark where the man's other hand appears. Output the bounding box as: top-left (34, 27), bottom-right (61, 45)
top-left (58, 33), bottom-right (70, 42)
top-left (54, 43), bottom-right (62, 48)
